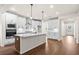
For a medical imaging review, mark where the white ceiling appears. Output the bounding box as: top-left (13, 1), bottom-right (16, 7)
top-left (0, 4), bottom-right (79, 19)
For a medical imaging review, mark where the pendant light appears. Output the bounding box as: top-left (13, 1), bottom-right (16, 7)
top-left (30, 4), bottom-right (33, 19)
top-left (42, 10), bottom-right (44, 20)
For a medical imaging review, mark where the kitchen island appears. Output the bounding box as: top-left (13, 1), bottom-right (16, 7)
top-left (15, 33), bottom-right (46, 54)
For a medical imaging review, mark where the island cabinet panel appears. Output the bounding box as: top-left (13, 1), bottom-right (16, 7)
top-left (15, 33), bottom-right (46, 54)
top-left (15, 36), bottom-right (20, 53)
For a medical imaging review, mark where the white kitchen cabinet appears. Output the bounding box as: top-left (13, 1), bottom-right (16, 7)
top-left (47, 19), bottom-right (59, 39)
top-left (15, 33), bottom-right (46, 54)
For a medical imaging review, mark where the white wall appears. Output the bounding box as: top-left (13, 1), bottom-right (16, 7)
top-left (0, 13), bottom-right (6, 47)
top-left (0, 14), bottom-right (3, 46)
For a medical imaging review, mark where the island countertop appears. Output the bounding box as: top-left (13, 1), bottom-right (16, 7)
top-left (15, 33), bottom-right (46, 38)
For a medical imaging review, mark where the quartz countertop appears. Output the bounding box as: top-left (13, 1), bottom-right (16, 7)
top-left (15, 33), bottom-right (46, 38)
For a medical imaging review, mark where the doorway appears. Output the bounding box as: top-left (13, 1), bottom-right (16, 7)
top-left (61, 19), bottom-right (77, 43)
top-left (64, 20), bottom-right (75, 37)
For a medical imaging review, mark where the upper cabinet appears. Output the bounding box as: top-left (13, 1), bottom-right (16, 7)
top-left (1, 12), bottom-right (18, 29)
top-left (5, 13), bottom-right (17, 24)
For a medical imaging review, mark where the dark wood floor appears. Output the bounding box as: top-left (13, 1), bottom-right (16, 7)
top-left (0, 36), bottom-right (79, 55)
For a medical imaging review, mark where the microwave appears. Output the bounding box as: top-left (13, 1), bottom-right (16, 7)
top-left (7, 24), bottom-right (16, 28)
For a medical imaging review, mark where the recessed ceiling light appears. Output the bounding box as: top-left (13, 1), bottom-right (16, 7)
top-left (50, 5), bottom-right (54, 8)
top-left (56, 12), bottom-right (60, 15)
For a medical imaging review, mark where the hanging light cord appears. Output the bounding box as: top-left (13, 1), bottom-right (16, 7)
top-left (30, 4), bottom-right (33, 18)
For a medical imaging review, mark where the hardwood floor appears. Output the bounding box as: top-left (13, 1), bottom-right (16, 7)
top-left (0, 36), bottom-right (79, 55)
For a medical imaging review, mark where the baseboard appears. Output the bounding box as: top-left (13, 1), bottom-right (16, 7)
top-left (0, 44), bottom-right (5, 47)
top-left (5, 43), bottom-right (15, 46)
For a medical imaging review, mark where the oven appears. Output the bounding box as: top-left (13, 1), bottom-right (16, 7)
top-left (6, 24), bottom-right (16, 38)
